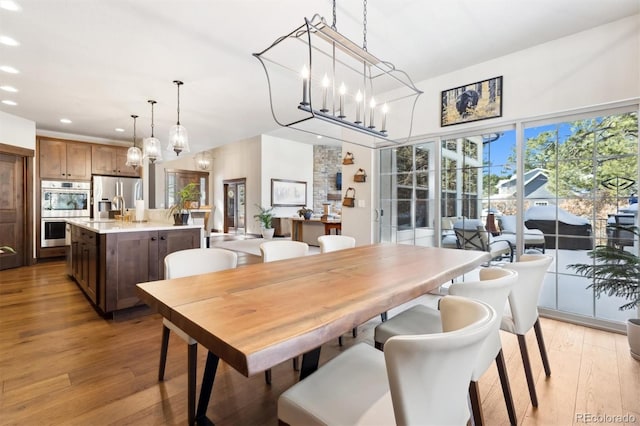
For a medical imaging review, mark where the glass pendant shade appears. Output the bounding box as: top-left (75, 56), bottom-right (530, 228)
top-left (143, 136), bottom-right (163, 163)
top-left (168, 124), bottom-right (189, 155)
top-left (125, 146), bottom-right (142, 169)
top-left (126, 114), bottom-right (142, 169)
top-left (142, 100), bottom-right (163, 163)
top-left (195, 151), bottom-right (212, 170)
top-left (168, 80), bottom-right (190, 156)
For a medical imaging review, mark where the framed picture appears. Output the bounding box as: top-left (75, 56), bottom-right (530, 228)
top-left (441, 76), bottom-right (503, 127)
top-left (271, 179), bottom-right (307, 206)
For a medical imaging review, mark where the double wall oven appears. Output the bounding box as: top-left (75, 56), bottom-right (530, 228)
top-left (41, 180), bottom-right (91, 248)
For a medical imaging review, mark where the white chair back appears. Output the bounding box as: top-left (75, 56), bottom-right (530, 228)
top-left (448, 267), bottom-right (517, 380)
top-left (318, 235), bottom-right (356, 253)
top-left (502, 254), bottom-right (553, 334)
top-left (384, 295), bottom-right (497, 426)
top-left (260, 240), bottom-right (309, 262)
top-left (164, 248), bottom-right (238, 279)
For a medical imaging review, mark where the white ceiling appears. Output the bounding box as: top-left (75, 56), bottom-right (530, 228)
top-left (1, 0), bottom-right (638, 156)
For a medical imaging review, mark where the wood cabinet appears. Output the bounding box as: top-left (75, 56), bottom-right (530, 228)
top-left (39, 138), bottom-right (92, 180)
top-left (70, 224), bottom-right (201, 314)
top-left (92, 145), bottom-right (139, 177)
top-left (99, 227), bottom-right (201, 313)
top-left (71, 226), bottom-right (98, 304)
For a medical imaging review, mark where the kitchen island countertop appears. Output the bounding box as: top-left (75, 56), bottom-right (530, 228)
top-left (67, 218), bottom-right (203, 234)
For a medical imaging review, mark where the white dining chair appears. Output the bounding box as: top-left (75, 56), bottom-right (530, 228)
top-left (259, 240), bottom-right (309, 384)
top-left (159, 247), bottom-right (238, 426)
top-left (259, 240), bottom-right (309, 262)
top-left (317, 235), bottom-right (356, 253)
top-left (501, 253), bottom-right (554, 407)
top-left (317, 235), bottom-right (363, 346)
top-left (278, 295), bottom-right (497, 426)
top-left (374, 267), bottom-right (518, 425)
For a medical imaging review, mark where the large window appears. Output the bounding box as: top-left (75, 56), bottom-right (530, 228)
top-left (165, 169), bottom-right (209, 208)
top-left (380, 143), bottom-right (436, 246)
top-left (379, 107), bottom-right (639, 329)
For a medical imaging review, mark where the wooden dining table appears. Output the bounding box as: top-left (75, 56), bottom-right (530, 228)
top-left (137, 243), bottom-right (490, 425)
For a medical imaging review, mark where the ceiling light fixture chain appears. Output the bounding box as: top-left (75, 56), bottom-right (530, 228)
top-left (168, 79), bottom-right (190, 156)
top-left (331, 0), bottom-right (337, 30)
top-left (362, 0), bottom-right (367, 52)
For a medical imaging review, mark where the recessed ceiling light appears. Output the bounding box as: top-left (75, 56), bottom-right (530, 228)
top-left (0, 1), bottom-right (21, 11)
top-left (0, 65), bottom-right (19, 74)
top-left (2, 99), bottom-right (17, 106)
top-left (316, 135), bottom-right (323, 139)
top-left (60, 118), bottom-right (72, 124)
top-left (0, 35), bottom-right (19, 46)
top-left (115, 128), bottom-right (125, 132)
top-left (0, 85), bottom-right (18, 92)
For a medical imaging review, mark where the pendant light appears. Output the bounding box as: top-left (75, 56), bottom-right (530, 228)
top-left (143, 100), bottom-right (163, 163)
top-left (195, 151), bottom-right (212, 170)
top-left (253, 0), bottom-right (423, 146)
top-left (125, 114), bottom-right (142, 170)
top-left (168, 80), bottom-right (189, 156)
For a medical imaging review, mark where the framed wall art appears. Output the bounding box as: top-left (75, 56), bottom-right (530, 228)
top-left (271, 178), bottom-right (307, 206)
top-left (441, 76), bottom-right (503, 127)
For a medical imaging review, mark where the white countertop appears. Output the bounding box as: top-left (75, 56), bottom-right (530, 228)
top-left (67, 218), bottom-right (203, 234)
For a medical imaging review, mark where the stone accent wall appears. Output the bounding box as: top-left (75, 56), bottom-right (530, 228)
top-left (312, 145), bottom-right (342, 214)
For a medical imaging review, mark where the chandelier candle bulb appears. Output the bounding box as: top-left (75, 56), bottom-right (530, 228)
top-left (321, 74), bottom-right (330, 112)
top-left (300, 65), bottom-right (310, 106)
top-left (355, 90), bottom-right (363, 124)
top-left (368, 97), bottom-right (376, 128)
top-left (338, 83), bottom-right (346, 118)
top-left (381, 103), bottom-right (389, 133)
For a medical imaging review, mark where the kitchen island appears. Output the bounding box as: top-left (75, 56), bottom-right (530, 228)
top-left (67, 219), bottom-right (201, 315)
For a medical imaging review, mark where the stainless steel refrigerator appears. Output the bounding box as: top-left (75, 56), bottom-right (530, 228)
top-left (92, 175), bottom-right (142, 219)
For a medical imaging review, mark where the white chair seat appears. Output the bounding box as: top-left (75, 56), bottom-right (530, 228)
top-left (162, 318), bottom-right (196, 345)
top-left (375, 303), bottom-right (442, 345)
top-left (278, 343), bottom-right (395, 426)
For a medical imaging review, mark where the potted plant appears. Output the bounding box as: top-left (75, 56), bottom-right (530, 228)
top-left (297, 207), bottom-right (313, 220)
top-left (568, 224), bottom-right (640, 360)
top-left (168, 182), bottom-right (201, 226)
top-left (253, 204), bottom-right (275, 239)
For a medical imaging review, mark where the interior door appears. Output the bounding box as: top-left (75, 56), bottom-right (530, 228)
top-left (0, 152), bottom-right (25, 270)
top-left (223, 178), bottom-right (246, 234)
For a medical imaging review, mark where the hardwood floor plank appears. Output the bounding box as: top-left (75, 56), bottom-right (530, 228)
top-left (1, 259), bottom-right (638, 425)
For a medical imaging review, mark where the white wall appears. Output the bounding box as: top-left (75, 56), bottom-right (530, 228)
top-left (211, 136), bottom-right (262, 233)
top-left (261, 134), bottom-right (314, 219)
top-left (0, 111), bottom-right (36, 150)
top-left (409, 15), bottom-right (640, 135)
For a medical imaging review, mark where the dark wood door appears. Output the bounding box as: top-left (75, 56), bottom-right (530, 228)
top-left (0, 153), bottom-right (24, 270)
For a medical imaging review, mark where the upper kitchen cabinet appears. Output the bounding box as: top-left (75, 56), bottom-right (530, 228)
top-left (39, 138), bottom-right (92, 180)
top-left (92, 145), bottom-right (139, 177)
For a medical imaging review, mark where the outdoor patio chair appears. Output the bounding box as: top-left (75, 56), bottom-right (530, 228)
top-left (454, 219), bottom-right (513, 262)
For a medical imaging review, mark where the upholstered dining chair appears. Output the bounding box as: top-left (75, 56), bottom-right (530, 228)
top-left (374, 267), bottom-right (518, 426)
top-left (259, 240), bottom-right (309, 384)
top-left (317, 235), bottom-right (356, 253)
top-left (501, 253), bottom-right (553, 407)
top-left (160, 247), bottom-right (238, 426)
top-left (277, 296), bottom-right (497, 426)
top-left (317, 235), bottom-right (363, 346)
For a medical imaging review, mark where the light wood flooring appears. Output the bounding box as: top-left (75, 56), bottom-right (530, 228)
top-left (1, 257), bottom-right (638, 425)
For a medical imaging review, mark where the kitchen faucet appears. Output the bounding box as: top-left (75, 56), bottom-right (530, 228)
top-left (112, 194), bottom-right (126, 218)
